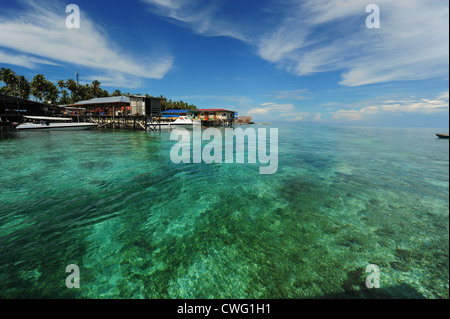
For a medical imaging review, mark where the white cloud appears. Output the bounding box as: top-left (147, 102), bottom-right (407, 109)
top-left (0, 49), bottom-right (60, 69)
top-left (142, 0), bottom-right (449, 87)
top-left (282, 111), bottom-right (322, 122)
top-left (285, 112), bottom-right (322, 122)
top-left (148, 0), bottom-right (182, 10)
top-left (141, 0), bottom-right (248, 41)
top-left (248, 103), bottom-right (295, 115)
top-left (0, 0), bottom-right (173, 84)
top-left (247, 102), bottom-right (321, 122)
top-left (259, 0), bottom-right (449, 86)
top-left (333, 91), bottom-right (449, 121)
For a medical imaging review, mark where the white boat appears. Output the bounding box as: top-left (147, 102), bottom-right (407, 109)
top-left (13, 116), bottom-right (98, 131)
top-left (148, 116), bottom-right (201, 128)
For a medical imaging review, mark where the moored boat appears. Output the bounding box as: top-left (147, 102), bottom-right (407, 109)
top-left (436, 133), bottom-right (449, 139)
top-left (148, 116), bottom-right (201, 128)
top-left (13, 116), bottom-right (98, 131)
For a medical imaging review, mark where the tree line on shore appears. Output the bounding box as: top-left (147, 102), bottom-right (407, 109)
top-left (0, 67), bottom-right (197, 111)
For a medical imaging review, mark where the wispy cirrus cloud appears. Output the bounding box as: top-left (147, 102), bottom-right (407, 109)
top-left (248, 102), bottom-right (321, 122)
top-left (0, 49), bottom-right (61, 69)
top-left (248, 102), bottom-right (295, 115)
top-left (142, 0), bottom-right (449, 87)
top-left (140, 0), bottom-right (249, 41)
top-left (333, 91), bottom-right (449, 122)
top-left (0, 0), bottom-right (173, 84)
top-left (257, 0), bottom-right (449, 86)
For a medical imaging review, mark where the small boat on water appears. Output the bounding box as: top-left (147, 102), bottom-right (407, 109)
top-left (436, 133), bottom-right (449, 139)
top-left (13, 116), bottom-right (98, 131)
top-left (148, 116), bottom-right (201, 128)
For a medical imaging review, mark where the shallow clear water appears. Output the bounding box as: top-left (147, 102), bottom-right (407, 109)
top-left (0, 123), bottom-right (448, 299)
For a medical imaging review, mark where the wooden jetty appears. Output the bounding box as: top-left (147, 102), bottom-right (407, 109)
top-left (79, 115), bottom-right (151, 130)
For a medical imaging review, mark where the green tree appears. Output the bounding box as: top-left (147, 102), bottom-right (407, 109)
top-left (17, 75), bottom-right (31, 100)
top-left (100, 89), bottom-right (110, 98)
top-left (44, 81), bottom-right (59, 104)
top-left (91, 80), bottom-right (102, 98)
top-left (111, 89), bottom-right (122, 97)
top-left (0, 68), bottom-right (17, 96)
top-left (31, 74), bottom-right (47, 102)
top-left (57, 80), bottom-right (66, 91)
top-left (66, 78), bottom-right (80, 103)
top-left (60, 89), bottom-right (70, 105)
top-left (78, 84), bottom-right (94, 101)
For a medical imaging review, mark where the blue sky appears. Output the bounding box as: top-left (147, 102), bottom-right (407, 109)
top-left (0, 0), bottom-right (448, 127)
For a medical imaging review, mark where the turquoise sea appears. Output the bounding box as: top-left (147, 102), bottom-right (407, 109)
top-left (0, 123), bottom-right (448, 299)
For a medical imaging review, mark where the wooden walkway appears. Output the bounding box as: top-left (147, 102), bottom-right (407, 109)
top-left (81, 115), bottom-right (151, 130)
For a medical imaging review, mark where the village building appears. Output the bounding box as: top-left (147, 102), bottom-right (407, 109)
top-left (0, 93), bottom-right (60, 124)
top-left (197, 109), bottom-right (237, 126)
top-left (68, 95), bottom-right (162, 118)
top-left (71, 96), bottom-right (131, 116)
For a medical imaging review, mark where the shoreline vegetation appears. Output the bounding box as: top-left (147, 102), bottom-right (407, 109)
top-left (0, 67), bottom-right (197, 112)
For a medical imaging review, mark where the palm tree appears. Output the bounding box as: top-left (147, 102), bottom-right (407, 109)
top-left (0, 68), bottom-right (17, 96)
top-left (56, 80), bottom-right (66, 104)
top-left (66, 79), bottom-right (77, 92)
top-left (31, 74), bottom-right (47, 102)
top-left (111, 89), bottom-right (122, 97)
top-left (66, 78), bottom-right (79, 103)
top-left (60, 90), bottom-right (70, 105)
top-left (91, 80), bottom-right (101, 98)
top-left (17, 75), bottom-right (31, 100)
top-left (78, 84), bottom-right (94, 101)
top-left (0, 68), bottom-right (8, 90)
top-left (100, 89), bottom-right (110, 98)
top-left (57, 80), bottom-right (66, 91)
top-left (44, 82), bottom-right (59, 104)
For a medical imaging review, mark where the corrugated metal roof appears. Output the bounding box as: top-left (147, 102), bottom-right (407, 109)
top-left (74, 96), bottom-right (130, 105)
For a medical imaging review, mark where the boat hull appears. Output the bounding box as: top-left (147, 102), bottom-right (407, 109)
top-left (148, 123), bottom-right (200, 126)
top-left (147, 124), bottom-right (201, 130)
top-left (147, 116), bottom-right (201, 128)
top-left (16, 123), bottom-right (98, 131)
top-left (436, 134), bottom-right (449, 139)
